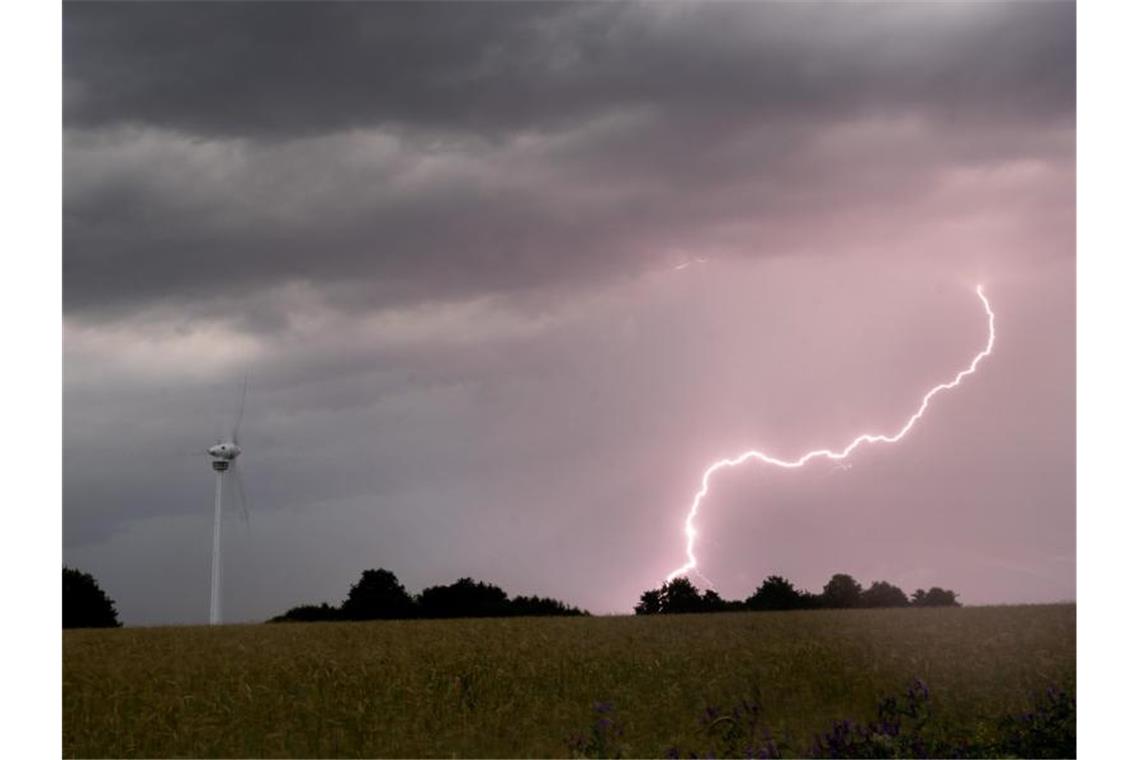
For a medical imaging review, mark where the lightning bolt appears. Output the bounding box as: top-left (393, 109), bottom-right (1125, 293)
top-left (665, 285), bottom-right (996, 583)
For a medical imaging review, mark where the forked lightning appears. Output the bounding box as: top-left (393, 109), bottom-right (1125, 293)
top-left (666, 285), bottom-right (996, 583)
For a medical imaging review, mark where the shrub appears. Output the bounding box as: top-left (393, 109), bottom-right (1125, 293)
top-left (572, 680), bottom-right (1077, 759)
top-left (269, 602), bottom-right (342, 623)
top-left (990, 686), bottom-right (1076, 759)
top-left (63, 567), bottom-right (121, 629)
top-left (568, 701), bottom-right (626, 759)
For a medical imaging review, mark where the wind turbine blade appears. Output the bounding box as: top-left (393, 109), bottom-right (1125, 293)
top-left (216, 406), bottom-right (226, 444)
top-left (231, 376), bottom-right (247, 445)
top-left (232, 462), bottom-right (251, 530)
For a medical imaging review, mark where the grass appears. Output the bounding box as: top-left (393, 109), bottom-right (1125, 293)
top-left (63, 604), bottom-right (1075, 758)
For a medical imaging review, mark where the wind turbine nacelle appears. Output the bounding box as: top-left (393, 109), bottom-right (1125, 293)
top-left (207, 442), bottom-right (241, 461)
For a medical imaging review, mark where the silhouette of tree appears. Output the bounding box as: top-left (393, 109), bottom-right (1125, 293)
top-left (341, 568), bottom-right (417, 620)
top-left (746, 575), bottom-right (807, 611)
top-left (635, 571), bottom-right (961, 614)
top-left (417, 577), bottom-right (511, 618)
top-left (861, 580), bottom-right (910, 608)
top-left (508, 595), bottom-right (587, 617)
top-left (634, 578), bottom-right (728, 614)
top-left (63, 567), bottom-right (121, 628)
top-left (270, 570), bottom-right (590, 622)
top-left (911, 587), bottom-right (961, 607)
top-left (821, 573), bottom-right (864, 609)
top-left (800, 593), bottom-right (823, 609)
top-left (635, 587), bottom-right (663, 615)
top-left (700, 589), bottom-right (730, 612)
top-left (661, 577), bottom-right (706, 613)
top-left (269, 602), bottom-right (342, 623)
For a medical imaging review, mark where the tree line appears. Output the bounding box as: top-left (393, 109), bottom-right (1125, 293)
top-left (61, 565), bottom-right (958, 628)
top-left (635, 573), bottom-right (960, 615)
top-left (271, 568), bottom-right (589, 622)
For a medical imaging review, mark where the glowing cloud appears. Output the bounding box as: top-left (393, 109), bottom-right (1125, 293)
top-left (666, 285), bottom-right (996, 583)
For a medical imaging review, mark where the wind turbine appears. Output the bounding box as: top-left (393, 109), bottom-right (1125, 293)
top-left (204, 379), bottom-right (249, 625)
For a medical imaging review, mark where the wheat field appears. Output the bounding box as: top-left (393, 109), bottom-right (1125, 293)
top-left (63, 604), bottom-right (1075, 758)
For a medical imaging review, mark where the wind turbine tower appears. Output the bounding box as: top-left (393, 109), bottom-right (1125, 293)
top-left (205, 380), bottom-right (248, 625)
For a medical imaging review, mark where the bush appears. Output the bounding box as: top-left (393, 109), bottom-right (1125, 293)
top-left (911, 588), bottom-right (960, 607)
top-left (572, 680), bottom-right (1076, 759)
top-left (810, 679), bottom-right (932, 758)
top-left (269, 602), bottom-right (342, 623)
top-left (508, 594), bottom-right (587, 617)
top-left (63, 567), bottom-right (121, 629)
top-left (991, 687), bottom-right (1075, 759)
top-left (567, 701), bottom-right (626, 759)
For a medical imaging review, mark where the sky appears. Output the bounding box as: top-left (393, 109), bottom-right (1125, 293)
top-left (62, 1), bottom-right (1074, 625)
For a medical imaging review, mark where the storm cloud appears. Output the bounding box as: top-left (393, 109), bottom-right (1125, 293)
top-left (63, 2), bottom-right (1074, 624)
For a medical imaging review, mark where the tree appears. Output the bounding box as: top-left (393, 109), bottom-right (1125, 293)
top-left (508, 595), bottom-right (587, 617)
top-left (632, 572), bottom-right (962, 615)
top-left (341, 568), bottom-right (417, 620)
top-left (799, 593), bottom-right (823, 609)
top-left (417, 577), bottom-right (511, 618)
top-left (911, 587), bottom-right (960, 607)
top-left (63, 567), bottom-right (121, 628)
top-left (861, 580), bottom-right (910, 608)
top-left (700, 589), bottom-right (730, 613)
top-left (270, 570), bottom-right (592, 622)
top-left (269, 603), bottom-right (342, 623)
top-left (746, 575), bottom-right (806, 611)
top-left (660, 577), bottom-right (706, 613)
top-left (634, 578), bottom-right (725, 614)
top-left (635, 587), bottom-right (663, 615)
top-left (821, 573), bottom-right (864, 609)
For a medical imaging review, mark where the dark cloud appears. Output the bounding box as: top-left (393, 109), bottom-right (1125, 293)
top-left (65, 2), bottom-right (1073, 138)
top-left (63, 2), bottom-right (1073, 320)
